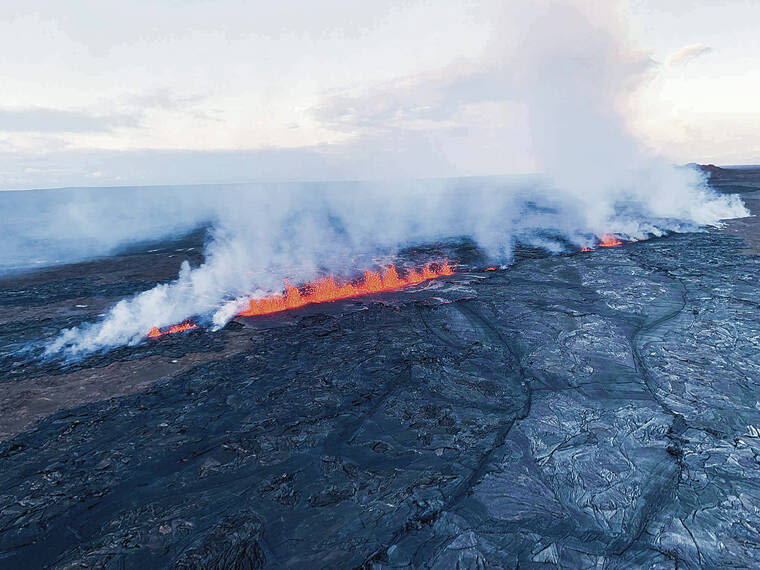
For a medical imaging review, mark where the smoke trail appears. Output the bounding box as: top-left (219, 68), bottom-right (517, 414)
top-left (43, 0), bottom-right (747, 356)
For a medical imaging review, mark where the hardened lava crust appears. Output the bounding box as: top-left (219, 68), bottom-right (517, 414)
top-left (1, 179), bottom-right (760, 567)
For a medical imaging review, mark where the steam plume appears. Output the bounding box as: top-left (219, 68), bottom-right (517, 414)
top-left (41, 0), bottom-right (747, 356)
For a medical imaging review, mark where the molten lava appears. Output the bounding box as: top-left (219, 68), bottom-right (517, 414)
top-left (147, 321), bottom-right (198, 338)
top-left (580, 235), bottom-right (623, 252)
top-left (239, 261), bottom-right (453, 317)
top-left (598, 234), bottom-right (623, 247)
top-left (144, 261), bottom-right (453, 340)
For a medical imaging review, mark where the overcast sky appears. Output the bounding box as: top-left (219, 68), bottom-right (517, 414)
top-left (0, 0), bottom-right (758, 189)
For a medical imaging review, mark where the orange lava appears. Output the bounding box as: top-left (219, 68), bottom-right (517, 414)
top-left (598, 234), bottom-right (623, 247)
top-left (239, 261), bottom-right (454, 317)
top-left (483, 266), bottom-right (498, 272)
top-left (147, 321), bottom-right (198, 338)
top-left (580, 235), bottom-right (623, 252)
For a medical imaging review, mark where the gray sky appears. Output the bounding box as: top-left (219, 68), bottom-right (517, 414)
top-left (1, 0), bottom-right (758, 189)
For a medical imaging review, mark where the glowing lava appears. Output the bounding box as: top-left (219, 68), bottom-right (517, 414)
top-left (147, 321), bottom-right (198, 338)
top-left (144, 261), bottom-right (453, 339)
top-left (598, 234), bottom-right (623, 247)
top-left (581, 235), bottom-right (623, 252)
top-left (239, 261), bottom-right (453, 317)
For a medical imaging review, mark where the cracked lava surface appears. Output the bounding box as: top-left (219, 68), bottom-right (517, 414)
top-left (2, 189), bottom-right (760, 567)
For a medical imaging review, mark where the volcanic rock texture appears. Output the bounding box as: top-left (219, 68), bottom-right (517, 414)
top-left (2, 179), bottom-right (760, 568)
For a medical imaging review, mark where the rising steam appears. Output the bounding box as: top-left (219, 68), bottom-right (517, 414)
top-left (38, 0), bottom-right (748, 356)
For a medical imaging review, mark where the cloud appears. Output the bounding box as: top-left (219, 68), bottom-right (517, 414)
top-left (666, 43), bottom-right (713, 66)
top-left (0, 107), bottom-right (137, 133)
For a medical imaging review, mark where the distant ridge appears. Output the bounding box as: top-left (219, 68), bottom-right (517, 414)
top-left (685, 163), bottom-right (727, 174)
top-left (691, 163), bottom-right (760, 194)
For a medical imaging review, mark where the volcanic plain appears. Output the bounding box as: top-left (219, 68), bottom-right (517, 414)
top-left (1, 169), bottom-right (760, 568)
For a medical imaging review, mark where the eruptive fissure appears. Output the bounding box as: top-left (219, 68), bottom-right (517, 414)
top-left (144, 238), bottom-right (628, 341)
top-left (146, 261), bottom-right (454, 338)
top-left (144, 240), bottom-right (628, 341)
top-left (599, 234), bottom-right (624, 247)
top-left (147, 322), bottom-right (198, 338)
top-left (240, 261), bottom-right (453, 317)
top-left (581, 234), bottom-right (625, 252)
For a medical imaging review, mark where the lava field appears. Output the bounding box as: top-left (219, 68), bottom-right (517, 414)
top-left (1, 185), bottom-right (760, 568)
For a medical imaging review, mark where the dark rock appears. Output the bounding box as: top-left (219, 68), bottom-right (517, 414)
top-left (2, 199), bottom-right (760, 567)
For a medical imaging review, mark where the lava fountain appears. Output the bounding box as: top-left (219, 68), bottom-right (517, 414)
top-left (147, 321), bottom-right (198, 338)
top-left (146, 260), bottom-right (454, 338)
top-left (598, 234), bottom-right (623, 247)
top-left (581, 234), bottom-right (625, 252)
top-left (240, 261), bottom-right (453, 317)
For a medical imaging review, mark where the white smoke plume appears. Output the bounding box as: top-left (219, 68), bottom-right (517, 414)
top-left (42, 0), bottom-right (747, 356)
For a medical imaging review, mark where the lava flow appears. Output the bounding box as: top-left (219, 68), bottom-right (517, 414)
top-left (147, 321), bottom-right (198, 338)
top-left (239, 261), bottom-right (454, 317)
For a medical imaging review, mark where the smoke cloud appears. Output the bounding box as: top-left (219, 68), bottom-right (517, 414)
top-left (33, 0), bottom-right (748, 356)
